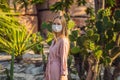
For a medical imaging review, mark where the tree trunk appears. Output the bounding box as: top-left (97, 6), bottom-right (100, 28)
top-left (112, 57), bottom-right (120, 80)
top-left (103, 66), bottom-right (113, 80)
top-left (36, 4), bottom-right (42, 31)
top-left (86, 55), bottom-right (98, 80)
top-left (73, 54), bottom-right (87, 80)
top-left (94, 0), bottom-right (105, 14)
top-left (86, 63), bottom-right (93, 80)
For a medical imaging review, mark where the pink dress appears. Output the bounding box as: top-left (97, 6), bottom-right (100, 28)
top-left (45, 37), bottom-right (69, 80)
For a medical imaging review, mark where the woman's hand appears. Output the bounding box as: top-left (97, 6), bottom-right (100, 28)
top-left (60, 75), bottom-right (66, 80)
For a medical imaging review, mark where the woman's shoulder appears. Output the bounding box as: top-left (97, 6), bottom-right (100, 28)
top-left (59, 36), bottom-right (69, 44)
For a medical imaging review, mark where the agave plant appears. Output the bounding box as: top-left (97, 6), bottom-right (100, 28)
top-left (0, 0), bottom-right (10, 12)
top-left (0, 12), bottom-right (41, 80)
top-left (0, 14), bottom-right (38, 56)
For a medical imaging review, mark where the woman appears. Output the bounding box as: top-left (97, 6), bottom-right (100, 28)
top-left (44, 15), bottom-right (70, 80)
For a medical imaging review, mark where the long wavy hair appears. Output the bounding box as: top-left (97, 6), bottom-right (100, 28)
top-left (53, 16), bottom-right (68, 37)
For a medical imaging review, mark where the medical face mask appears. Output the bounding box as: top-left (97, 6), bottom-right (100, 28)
top-left (52, 24), bottom-right (62, 32)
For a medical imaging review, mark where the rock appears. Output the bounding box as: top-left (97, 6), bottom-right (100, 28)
top-left (1, 61), bottom-right (10, 68)
top-left (26, 51), bottom-right (35, 54)
top-left (35, 75), bottom-right (44, 80)
top-left (14, 77), bottom-right (26, 80)
top-left (0, 52), bottom-right (7, 55)
top-left (2, 63), bottom-right (25, 73)
top-left (14, 73), bottom-right (35, 80)
top-left (32, 54), bottom-right (42, 58)
top-left (0, 64), bottom-right (3, 70)
top-left (31, 65), bottom-right (44, 75)
top-left (25, 64), bottom-right (35, 74)
top-left (71, 73), bottom-right (79, 80)
top-left (22, 53), bottom-right (33, 60)
top-left (6, 64), bottom-right (10, 70)
top-left (25, 64), bottom-right (43, 75)
top-left (0, 69), bottom-right (5, 74)
top-left (0, 52), bottom-right (45, 80)
top-left (14, 64), bottom-right (23, 73)
top-left (0, 55), bottom-right (11, 61)
top-left (117, 76), bottom-right (120, 80)
top-left (14, 73), bottom-right (44, 80)
top-left (22, 53), bottom-right (42, 63)
top-left (0, 73), bottom-right (44, 80)
top-left (22, 51), bottom-right (36, 60)
top-left (0, 75), bottom-right (7, 80)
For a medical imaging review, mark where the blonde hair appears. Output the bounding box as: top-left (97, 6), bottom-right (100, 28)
top-left (53, 16), bottom-right (68, 37)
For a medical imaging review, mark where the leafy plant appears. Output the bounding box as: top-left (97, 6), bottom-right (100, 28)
top-left (77, 0), bottom-right (86, 6)
top-left (105, 0), bottom-right (116, 7)
top-left (50, 0), bottom-right (87, 21)
top-left (50, 0), bottom-right (74, 12)
top-left (0, 0), bottom-right (10, 12)
top-left (67, 19), bottom-right (75, 30)
top-left (43, 0), bottom-right (120, 80)
top-left (31, 32), bottom-right (43, 54)
top-left (41, 21), bottom-right (54, 45)
top-left (41, 22), bottom-right (52, 32)
top-left (31, 0), bottom-right (44, 4)
top-left (13, 0), bottom-right (45, 12)
top-left (0, 12), bottom-right (41, 80)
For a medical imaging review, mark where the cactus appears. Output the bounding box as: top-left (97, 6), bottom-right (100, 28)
top-left (69, 8), bottom-right (120, 80)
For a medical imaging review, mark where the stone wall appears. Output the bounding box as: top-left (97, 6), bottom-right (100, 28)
top-left (9, 0), bottom-right (38, 32)
top-left (37, 0), bottom-right (94, 29)
top-left (9, 0), bottom-right (94, 32)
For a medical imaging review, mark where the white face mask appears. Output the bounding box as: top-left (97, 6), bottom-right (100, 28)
top-left (52, 24), bottom-right (62, 32)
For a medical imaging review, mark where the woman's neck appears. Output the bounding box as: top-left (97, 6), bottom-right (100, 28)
top-left (56, 33), bottom-right (61, 38)
top-left (55, 33), bottom-right (65, 39)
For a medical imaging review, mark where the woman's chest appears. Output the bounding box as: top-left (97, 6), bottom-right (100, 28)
top-left (49, 43), bottom-right (60, 57)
